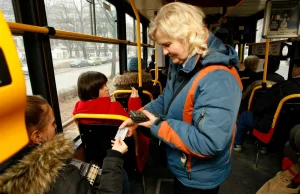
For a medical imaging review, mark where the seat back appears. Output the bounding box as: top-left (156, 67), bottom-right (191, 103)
top-left (253, 94), bottom-right (300, 145)
top-left (248, 85), bottom-right (271, 111)
top-left (78, 123), bottom-right (119, 165)
top-left (74, 114), bottom-right (128, 166)
top-left (273, 99), bottom-right (300, 144)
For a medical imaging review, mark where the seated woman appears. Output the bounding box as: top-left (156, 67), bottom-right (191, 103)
top-left (73, 71), bottom-right (148, 172)
top-left (0, 95), bottom-right (128, 194)
top-left (73, 71), bottom-right (142, 125)
top-left (113, 57), bottom-right (157, 100)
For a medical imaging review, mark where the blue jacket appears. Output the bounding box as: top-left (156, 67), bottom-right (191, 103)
top-left (144, 32), bottom-right (242, 189)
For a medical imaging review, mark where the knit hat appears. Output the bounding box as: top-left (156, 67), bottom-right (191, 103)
top-left (128, 57), bottom-right (147, 71)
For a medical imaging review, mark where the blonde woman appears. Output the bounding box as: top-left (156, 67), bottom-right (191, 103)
top-left (120, 2), bottom-right (242, 194)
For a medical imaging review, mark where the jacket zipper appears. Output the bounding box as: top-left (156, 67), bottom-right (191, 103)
top-left (186, 155), bottom-right (192, 179)
top-left (196, 109), bottom-right (206, 126)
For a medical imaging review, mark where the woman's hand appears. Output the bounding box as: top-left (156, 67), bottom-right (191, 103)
top-left (130, 87), bottom-right (139, 98)
top-left (138, 110), bottom-right (158, 128)
top-left (111, 136), bottom-right (128, 154)
top-left (119, 118), bottom-right (138, 137)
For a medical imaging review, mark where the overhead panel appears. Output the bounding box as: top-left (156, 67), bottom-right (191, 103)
top-left (165, 0), bottom-right (242, 7)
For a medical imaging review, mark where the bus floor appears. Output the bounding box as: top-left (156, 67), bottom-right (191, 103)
top-left (128, 138), bottom-right (282, 194)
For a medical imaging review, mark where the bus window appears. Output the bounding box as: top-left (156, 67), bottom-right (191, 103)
top-left (128, 45), bottom-right (137, 60)
top-left (147, 48), bottom-right (154, 64)
top-left (126, 14), bottom-right (135, 42)
top-left (255, 18), bottom-right (266, 43)
top-left (95, 1), bottom-right (117, 39)
top-left (0, 0), bottom-right (15, 22)
top-left (13, 36), bottom-right (32, 95)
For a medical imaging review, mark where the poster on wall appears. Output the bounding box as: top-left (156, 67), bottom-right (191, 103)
top-left (262, 0), bottom-right (300, 38)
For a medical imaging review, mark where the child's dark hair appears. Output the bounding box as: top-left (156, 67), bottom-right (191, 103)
top-left (77, 71), bottom-right (108, 101)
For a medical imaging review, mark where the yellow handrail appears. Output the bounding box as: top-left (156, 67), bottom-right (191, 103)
top-left (271, 94), bottom-right (300, 128)
top-left (263, 38), bottom-right (270, 83)
top-left (7, 22), bottom-right (154, 47)
top-left (154, 41), bottom-right (159, 83)
top-left (247, 39), bottom-right (288, 46)
top-left (152, 80), bottom-right (162, 94)
top-left (73, 114), bottom-right (128, 122)
top-left (149, 69), bottom-right (161, 74)
top-left (130, 0), bottom-right (142, 87)
top-left (112, 90), bottom-right (153, 101)
top-left (241, 77), bottom-right (249, 80)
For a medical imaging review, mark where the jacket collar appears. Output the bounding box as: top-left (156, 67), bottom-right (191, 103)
top-left (170, 32), bottom-right (239, 74)
top-left (0, 134), bottom-right (74, 194)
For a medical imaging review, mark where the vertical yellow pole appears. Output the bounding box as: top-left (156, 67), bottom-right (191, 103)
top-left (130, 0), bottom-right (142, 87)
top-left (263, 39), bottom-right (270, 83)
top-left (154, 42), bottom-right (159, 83)
top-left (239, 44), bottom-right (243, 62)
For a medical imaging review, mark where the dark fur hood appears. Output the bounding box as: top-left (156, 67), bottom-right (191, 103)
top-left (113, 72), bottom-right (153, 87)
top-left (0, 134), bottom-right (74, 194)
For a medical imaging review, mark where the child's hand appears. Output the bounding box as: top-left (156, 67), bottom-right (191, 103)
top-left (111, 136), bottom-right (128, 154)
top-left (130, 87), bottom-right (139, 98)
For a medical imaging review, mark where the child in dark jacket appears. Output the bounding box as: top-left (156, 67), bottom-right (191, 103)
top-left (0, 95), bottom-right (128, 194)
top-left (73, 71), bottom-right (142, 125)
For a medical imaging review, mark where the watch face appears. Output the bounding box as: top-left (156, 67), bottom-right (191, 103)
top-left (282, 45), bottom-right (289, 57)
top-left (0, 48), bottom-right (12, 87)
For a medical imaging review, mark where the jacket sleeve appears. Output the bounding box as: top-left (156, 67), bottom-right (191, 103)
top-left (97, 150), bottom-right (124, 194)
top-left (149, 71), bottom-right (242, 157)
top-left (128, 97), bottom-right (142, 112)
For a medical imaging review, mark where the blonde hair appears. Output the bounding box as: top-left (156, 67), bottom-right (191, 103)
top-left (148, 2), bottom-right (209, 57)
top-left (244, 55), bottom-right (260, 71)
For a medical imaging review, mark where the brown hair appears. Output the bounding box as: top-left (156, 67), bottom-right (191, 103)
top-left (244, 55), bottom-right (260, 71)
top-left (25, 95), bottom-right (50, 133)
top-left (77, 71), bottom-right (108, 101)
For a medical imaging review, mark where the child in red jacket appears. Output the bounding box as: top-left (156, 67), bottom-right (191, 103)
top-left (73, 71), bottom-right (142, 124)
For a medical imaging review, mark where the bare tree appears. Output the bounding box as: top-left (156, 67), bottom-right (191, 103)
top-left (45, 0), bottom-right (91, 59)
top-left (96, 0), bottom-right (118, 78)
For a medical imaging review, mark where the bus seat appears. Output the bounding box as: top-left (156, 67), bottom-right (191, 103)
top-left (0, 11), bottom-right (28, 163)
top-left (73, 114), bottom-right (150, 174)
top-left (113, 90), bottom-right (153, 109)
top-left (247, 85), bottom-right (272, 111)
top-left (253, 94), bottom-right (300, 167)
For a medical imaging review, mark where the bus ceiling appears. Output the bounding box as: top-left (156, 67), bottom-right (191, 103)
top-left (129, 0), bottom-right (266, 21)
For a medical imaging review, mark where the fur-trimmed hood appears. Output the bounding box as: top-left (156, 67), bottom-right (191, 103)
top-left (113, 72), bottom-right (153, 87)
top-left (0, 134), bottom-right (74, 194)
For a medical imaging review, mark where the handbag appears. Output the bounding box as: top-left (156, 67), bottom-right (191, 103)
top-left (256, 163), bottom-right (300, 194)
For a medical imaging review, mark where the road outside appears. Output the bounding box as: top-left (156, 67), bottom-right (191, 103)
top-left (25, 60), bottom-right (120, 94)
